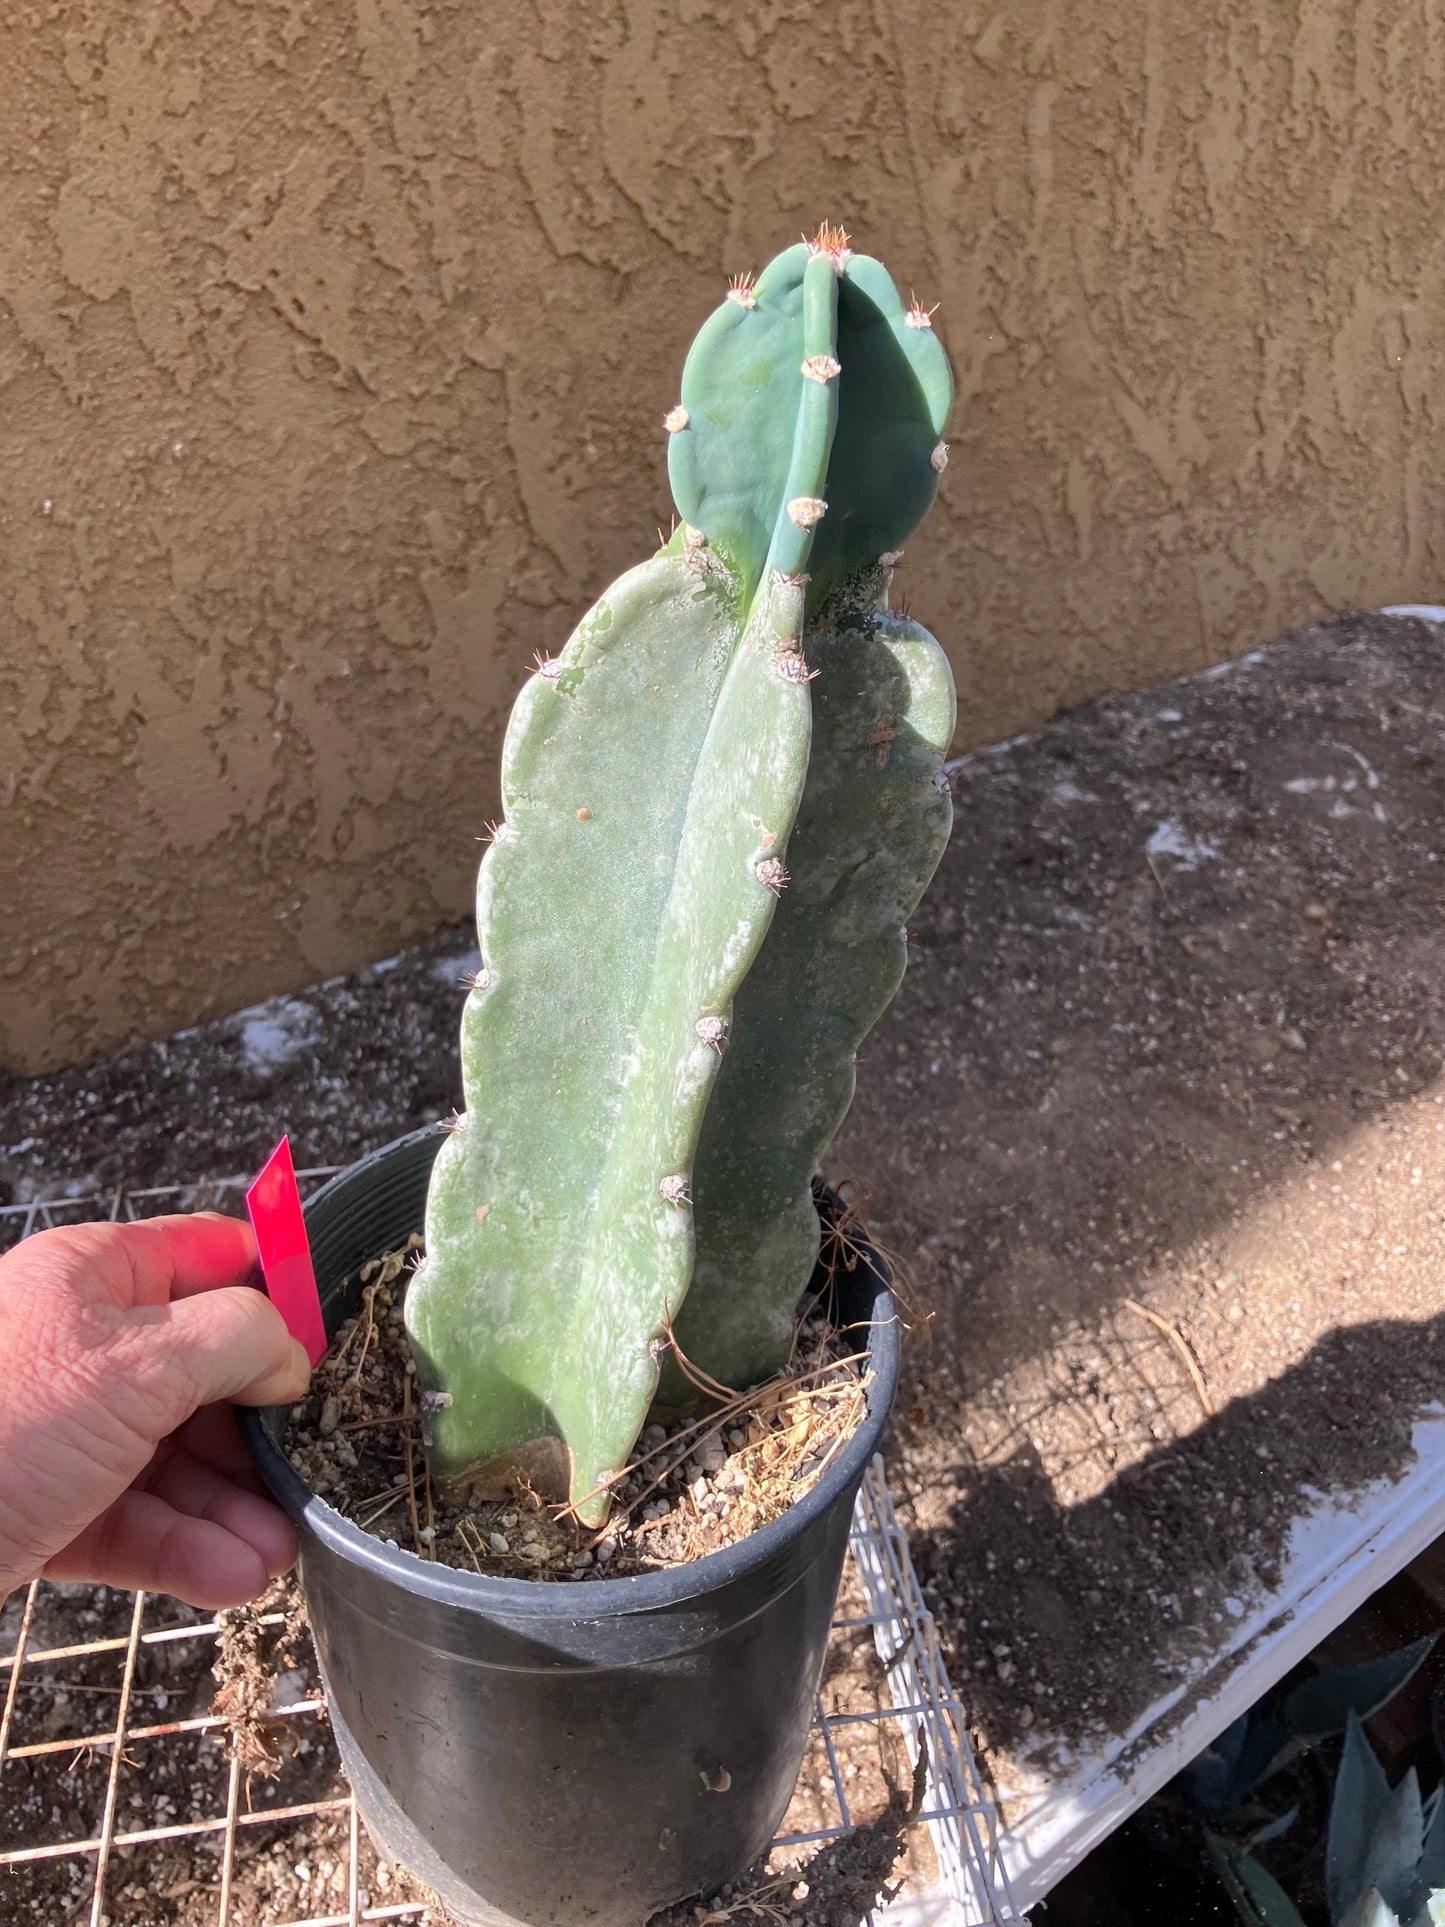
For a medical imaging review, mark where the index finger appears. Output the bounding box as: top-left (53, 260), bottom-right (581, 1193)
top-left (112, 1213), bottom-right (261, 1303)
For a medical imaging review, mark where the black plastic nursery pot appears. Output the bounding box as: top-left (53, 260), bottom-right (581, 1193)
top-left (241, 1125), bottom-right (900, 1927)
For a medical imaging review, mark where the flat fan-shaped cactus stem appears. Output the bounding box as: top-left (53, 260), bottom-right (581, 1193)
top-left (407, 247), bottom-right (846, 1524)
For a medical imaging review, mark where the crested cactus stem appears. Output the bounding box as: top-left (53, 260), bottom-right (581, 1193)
top-left (412, 556), bottom-right (815, 1524)
top-left (416, 227), bottom-right (954, 1513)
top-left (763, 253), bottom-right (841, 582)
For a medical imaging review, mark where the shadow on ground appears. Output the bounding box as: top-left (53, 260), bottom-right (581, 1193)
top-left (827, 609), bottom-right (1445, 1769)
top-left (918, 1308), bottom-right (1445, 1758)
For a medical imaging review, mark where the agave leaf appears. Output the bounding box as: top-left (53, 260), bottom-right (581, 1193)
top-left (1206, 1832), bottom-right (1310, 1927)
top-left (1285, 1640), bottom-right (1436, 1743)
top-left (1193, 1714), bottom-right (1257, 1809)
top-left (1358, 1768), bottom-right (1425, 1921)
top-left (1247, 1805), bottom-right (1302, 1851)
top-left (1402, 1786), bottom-right (1445, 1925)
top-left (1194, 1714), bottom-right (1300, 1811)
top-left (1328, 1714), bottom-right (1399, 1924)
top-left (1340, 1894), bottom-right (1402, 1927)
top-left (1235, 1721), bottom-right (1303, 1805)
top-left (1420, 1788), bottom-right (1445, 1885)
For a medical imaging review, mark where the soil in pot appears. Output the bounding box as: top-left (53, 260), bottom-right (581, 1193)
top-left (281, 1194), bottom-right (880, 1580)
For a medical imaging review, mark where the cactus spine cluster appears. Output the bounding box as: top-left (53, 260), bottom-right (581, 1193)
top-left (406, 225), bottom-right (954, 1525)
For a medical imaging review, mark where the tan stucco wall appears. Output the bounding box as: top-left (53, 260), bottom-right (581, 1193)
top-left (5, 0), bottom-right (1445, 1074)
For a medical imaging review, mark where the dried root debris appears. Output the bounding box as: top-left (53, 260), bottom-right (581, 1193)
top-left (818, 1179), bottom-right (929, 1358)
top-left (210, 1574), bottom-right (312, 1778)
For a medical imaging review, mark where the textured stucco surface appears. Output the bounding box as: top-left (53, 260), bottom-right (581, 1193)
top-left (5, 0), bottom-right (1445, 1073)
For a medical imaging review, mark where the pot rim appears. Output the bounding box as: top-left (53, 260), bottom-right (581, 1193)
top-left (240, 1133), bottom-right (899, 1619)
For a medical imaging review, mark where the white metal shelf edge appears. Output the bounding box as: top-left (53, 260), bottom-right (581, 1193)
top-left (1000, 1408), bottom-right (1445, 1910)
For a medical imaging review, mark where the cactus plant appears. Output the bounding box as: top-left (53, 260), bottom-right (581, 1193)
top-left (1207, 1711), bottom-right (1445, 1927)
top-left (1192, 1639), bottom-right (1437, 1812)
top-left (1197, 1642), bottom-right (1445, 1927)
top-left (405, 225), bottom-right (954, 1524)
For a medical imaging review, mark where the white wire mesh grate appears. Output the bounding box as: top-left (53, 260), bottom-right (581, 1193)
top-left (0, 1177), bottom-right (1024, 1926)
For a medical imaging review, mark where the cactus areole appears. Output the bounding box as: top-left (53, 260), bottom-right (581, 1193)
top-left (405, 226), bottom-right (955, 1526)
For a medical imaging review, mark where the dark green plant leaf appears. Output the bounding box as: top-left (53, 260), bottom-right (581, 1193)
top-left (1206, 1832), bottom-right (1309, 1927)
top-left (1235, 1720), bottom-right (1303, 1804)
top-left (1402, 1788), bottom-right (1445, 1923)
top-left (1246, 1805), bottom-right (1303, 1851)
top-left (1285, 1640), bottom-right (1436, 1743)
top-left (1193, 1714), bottom-right (1297, 1811)
top-left (1193, 1715), bottom-right (1254, 1809)
top-left (1328, 1713), bottom-right (1397, 1924)
top-left (1358, 1767), bottom-right (1424, 1920)
top-left (1339, 1894), bottom-right (1402, 1927)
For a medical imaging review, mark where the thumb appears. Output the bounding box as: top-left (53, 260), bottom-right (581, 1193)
top-left (163, 1286), bottom-right (313, 1412)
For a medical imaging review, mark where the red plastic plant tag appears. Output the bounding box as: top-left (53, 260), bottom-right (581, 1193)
top-left (246, 1136), bottom-right (327, 1367)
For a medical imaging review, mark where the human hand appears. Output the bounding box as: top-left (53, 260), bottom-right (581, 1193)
top-left (0, 1214), bottom-right (311, 1609)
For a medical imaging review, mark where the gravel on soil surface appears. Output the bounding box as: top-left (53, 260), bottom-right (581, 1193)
top-left (6, 609), bottom-right (1445, 1835)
